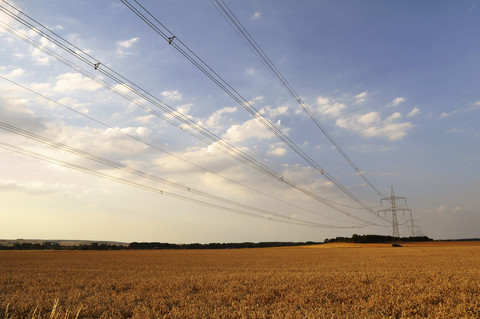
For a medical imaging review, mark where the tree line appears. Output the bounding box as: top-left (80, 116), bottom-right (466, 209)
top-left (0, 242), bottom-right (126, 250)
top-left (0, 241), bottom-right (321, 250)
top-left (323, 234), bottom-right (432, 244)
top-left (0, 235), bottom-right (435, 250)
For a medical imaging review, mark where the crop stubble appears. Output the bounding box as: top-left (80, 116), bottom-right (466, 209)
top-left (1, 242), bottom-right (480, 318)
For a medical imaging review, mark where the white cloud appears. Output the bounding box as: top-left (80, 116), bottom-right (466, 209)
top-left (317, 96), bottom-right (330, 104)
top-left (153, 141), bottom-right (245, 175)
top-left (281, 164), bottom-right (332, 192)
top-left (50, 125), bottom-right (149, 160)
top-left (353, 91), bottom-right (368, 104)
top-left (53, 73), bottom-right (103, 92)
top-left (440, 110), bottom-right (458, 118)
top-left (261, 105), bottom-right (289, 118)
top-left (317, 95), bottom-right (345, 118)
top-left (266, 144), bottom-right (287, 157)
top-left (160, 90), bottom-right (182, 101)
top-left (336, 111), bottom-right (412, 141)
top-left (315, 93), bottom-right (413, 140)
top-left (57, 97), bottom-right (91, 113)
top-left (223, 118), bottom-right (276, 143)
top-left (116, 37), bottom-right (139, 57)
top-left (30, 82), bottom-right (51, 93)
top-left (0, 95), bottom-right (46, 132)
top-left (204, 106), bottom-right (237, 129)
top-left (357, 112), bottom-right (380, 125)
top-left (0, 6), bottom-right (16, 35)
top-left (117, 37), bottom-right (139, 49)
top-left (390, 97), bottom-right (407, 107)
top-left (1, 68), bottom-right (25, 78)
top-left (112, 83), bottom-right (134, 94)
top-left (176, 103), bottom-right (192, 116)
top-left (163, 103), bottom-right (194, 123)
top-left (467, 101), bottom-right (480, 111)
top-left (248, 96), bottom-right (263, 105)
top-left (118, 126), bottom-right (151, 137)
top-left (407, 107), bottom-right (421, 117)
top-left (31, 48), bottom-right (50, 65)
top-left (386, 112), bottom-right (402, 121)
top-left (135, 115), bottom-right (155, 124)
top-left (317, 101), bottom-right (346, 119)
top-left (251, 12), bottom-right (262, 20)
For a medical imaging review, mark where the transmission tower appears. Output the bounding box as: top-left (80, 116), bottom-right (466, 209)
top-left (378, 186), bottom-right (410, 241)
top-left (407, 218), bottom-right (424, 237)
top-left (404, 208), bottom-right (414, 237)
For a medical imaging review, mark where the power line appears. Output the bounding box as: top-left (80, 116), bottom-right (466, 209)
top-left (0, 75), bottom-right (365, 227)
top-left (378, 186), bottom-right (413, 240)
top-left (119, 0), bottom-right (384, 219)
top-left (0, 141), bottom-right (335, 228)
top-left (211, 0), bottom-right (386, 198)
top-left (0, 1), bottom-right (388, 225)
top-left (1, 121), bottom-right (368, 229)
top-left (0, 27), bottom-right (368, 225)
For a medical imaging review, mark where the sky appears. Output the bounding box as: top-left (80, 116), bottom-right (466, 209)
top-left (0, 0), bottom-right (479, 243)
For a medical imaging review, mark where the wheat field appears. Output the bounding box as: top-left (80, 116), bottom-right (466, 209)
top-left (1, 242), bottom-right (480, 318)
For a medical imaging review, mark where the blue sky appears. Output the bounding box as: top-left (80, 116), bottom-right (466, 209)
top-left (0, 0), bottom-right (479, 243)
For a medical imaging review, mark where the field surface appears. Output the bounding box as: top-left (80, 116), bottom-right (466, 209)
top-left (1, 242), bottom-right (480, 318)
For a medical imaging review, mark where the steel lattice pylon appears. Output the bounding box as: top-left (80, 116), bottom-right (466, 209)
top-left (378, 186), bottom-right (409, 241)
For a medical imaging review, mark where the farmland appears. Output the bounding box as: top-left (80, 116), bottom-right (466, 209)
top-left (1, 242), bottom-right (480, 318)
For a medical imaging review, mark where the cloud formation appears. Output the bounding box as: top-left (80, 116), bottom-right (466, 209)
top-left (336, 112), bottom-right (412, 141)
top-left (0, 67), bottom-right (25, 78)
top-left (316, 95), bottom-right (413, 141)
top-left (316, 97), bottom-right (346, 118)
top-left (390, 97), bottom-right (407, 107)
top-left (353, 91), bottom-right (368, 104)
top-left (407, 107), bottom-right (421, 117)
top-left (160, 90), bottom-right (183, 101)
top-left (204, 106), bottom-right (237, 129)
top-left (116, 37), bottom-right (140, 57)
top-left (0, 95), bottom-right (46, 132)
top-left (53, 73), bottom-right (103, 92)
top-left (266, 144), bottom-right (287, 157)
top-left (440, 110), bottom-right (458, 118)
top-left (261, 105), bottom-right (289, 118)
top-left (251, 12), bottom-right (262, 20)
top-left (223, 118), bottom-right (275, 143)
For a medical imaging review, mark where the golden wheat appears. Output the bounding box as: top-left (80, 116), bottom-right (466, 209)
top-left (1, 242), bottom-right (480, 318)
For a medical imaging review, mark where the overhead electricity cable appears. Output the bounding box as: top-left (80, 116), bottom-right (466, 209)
top-left (119, 0), bottom-right (385, 219)
top-left (0, 28), bottom-right (368, 226)
top-left (0, 75), bottom-right (364, 226)
top-left (211, 0), bottom-right (386, 198)
top-left (0, 122), bottom-right (368, 229)
top-left (0, 141), bottom-right (336, 228)
top-left (0, 1), bottom-right (387, 225)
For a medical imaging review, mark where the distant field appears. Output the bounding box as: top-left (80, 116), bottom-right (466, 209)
top-left (308, 240), bottom-right (480, 248)
top-left (1, 243), bottom-right (480, 318)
